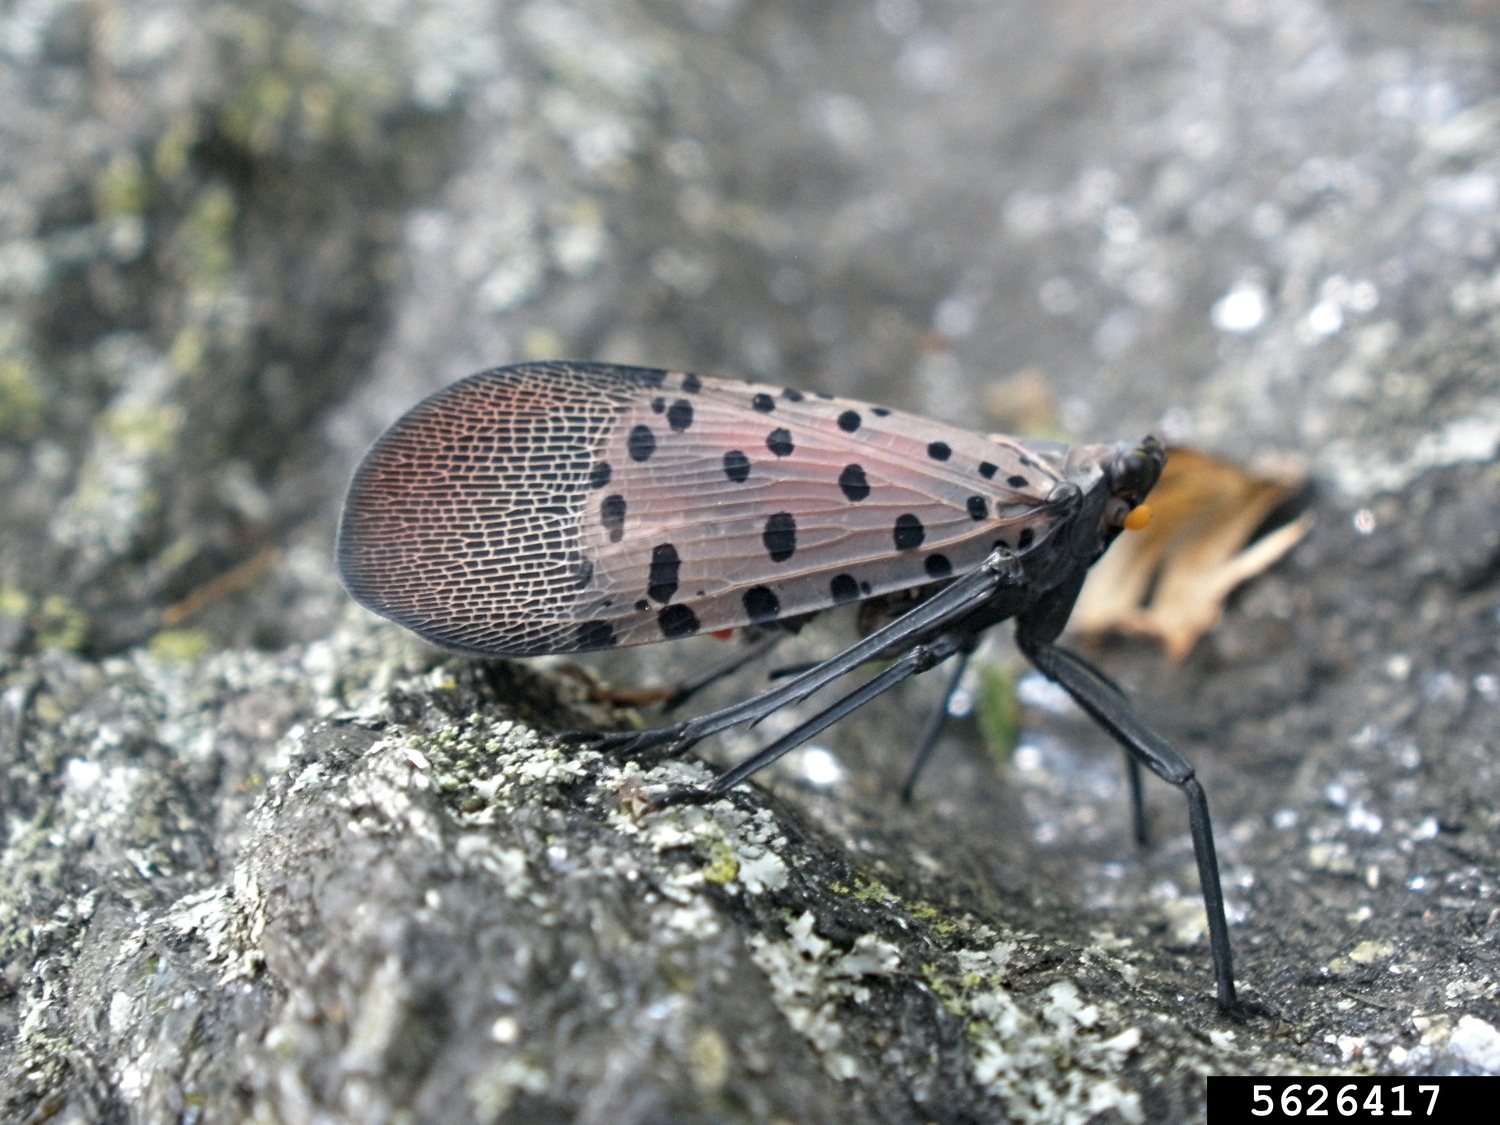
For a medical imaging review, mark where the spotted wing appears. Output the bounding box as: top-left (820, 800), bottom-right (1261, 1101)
top-left (337, 361), bottom-right (1068, 656)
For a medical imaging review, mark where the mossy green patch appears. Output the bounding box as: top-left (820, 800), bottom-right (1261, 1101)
top-left (0, 588), bottom-right (31, 619)
top-left (36, 596), bottom-right (88, 652)
top-left (168, 326), bottom-right (206, 377)
top-left (155, 536), bottom-right (201, 574)
top-left (95, 153), bottom-right (148, 218)
top-left (850, 875), bottom-right (894, 904)
top-left (105, 402), bottom-right (184, 457)
top-left (699, 838), bottom-right (740, 886)
top-left (920, 962), bottom-right (966, 1017)
top-left (223, 72), bottom-right (296, 154)
top-left (178, 186), bottom-right (238, 289)
top-left (908, 901), bottom-right (961, 937)
top-left (0, 356), bottom-right (44, 438)
top-left (974, 660), bottom-right (1020, 760)
top-left (154, 115), bottom-right (199, 182)
top-left (149, 629), bottom-right (213, 663)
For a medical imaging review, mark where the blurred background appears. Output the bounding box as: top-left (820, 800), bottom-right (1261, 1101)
top-left (7, 0), bottom-right (1498, 661)
top-left (6, 0), bottom-right (1500, 1105)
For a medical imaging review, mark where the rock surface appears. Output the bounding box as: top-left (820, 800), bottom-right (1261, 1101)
top-left (3, 1), bottom-right (1500, 1122)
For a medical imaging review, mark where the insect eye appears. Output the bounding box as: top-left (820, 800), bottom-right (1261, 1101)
top-left (1108, 443), bottom-right (1163, 499)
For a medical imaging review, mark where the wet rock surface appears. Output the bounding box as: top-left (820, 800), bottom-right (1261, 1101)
top-left (3, 1), bottom-right (1500, 1122)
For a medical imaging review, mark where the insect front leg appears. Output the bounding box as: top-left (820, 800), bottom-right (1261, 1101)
top-left (1074, 659), bottom-right (1149, 846)
top-left (1015, 627), bottom-right (1265, 1018)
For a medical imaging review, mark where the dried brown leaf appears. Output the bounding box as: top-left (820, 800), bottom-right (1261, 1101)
top-left (1070, 447), bottom-right (1313, 660)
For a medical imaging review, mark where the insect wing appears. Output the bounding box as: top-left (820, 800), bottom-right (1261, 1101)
top-left (582, 373), bottom-right (1063, 646)
top-left (338, 362), bottom-right (637, 656)
top-left (338, 361), bottom-right (1067, 657)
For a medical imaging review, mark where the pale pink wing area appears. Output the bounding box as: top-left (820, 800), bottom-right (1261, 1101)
top-left (338, 361), bottom-right (1064, 656)
top-left (581, 374), bottom-right (1061, 647)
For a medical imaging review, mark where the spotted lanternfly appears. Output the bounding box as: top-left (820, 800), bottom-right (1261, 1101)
top-left (338, 360), bottom-right (1264, 1018)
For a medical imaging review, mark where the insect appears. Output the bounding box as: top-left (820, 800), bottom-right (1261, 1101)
top-left (338, 359), bottom-right (1261, 1018)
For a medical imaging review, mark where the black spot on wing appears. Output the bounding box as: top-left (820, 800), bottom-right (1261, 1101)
top-left (667, 399), bottom-right (694, 432)
top-left (782, 388), bottom-right (804, 402)
top-left (766, 428), bottom-right (794, 457)
top-left (648, 543), bottom-right (681, 604)
top-left (763, 512), bottom-right (797, 562)
top-left (978, 461), bottom-right (998, 479)
top-left (924, 554), bottom-right (952, 579)
top-left (752, 393), bottom-right (775, 413)
top-left (576, 621), bottom-right (616, 650)
top-left (681, 373), bottom-right (701, 393)
top-left (628, 424), bottom-right (656, 462)
top-left (743, 585), bottom-right (780, 622)
top-left (589, 461), bottom-right (612, 489)
top-left (573, 560), bottom-right (594, 588)
top-left (601, 494), bottom-right (627, 542)
top-left (1018, 527), bottom-right (1034, 549)
top-left (927, 441), bottom-right (952, 462)
top-left (651, 397), bottom-right (665, 413)
top-left (724, 450), bottom-right (750, 482)
top-left (1008, 474), bottom-right (1029, 488)
top-left (658, 604), bottom-right (699, 639)
top-left (967, 495), bottom-right (988, 520)
top-left (838, 464), bottom-right (870, 502)
top-left (634, 599), bottom-right (649, 611)
top-left (894, 514), bottom-right (925, 551)
top-left (830, 573), bottom-right (860, 604)
top-left (837, 410), bottom-right (861, 432)
top-left (871, 407), bottom-right (890, 417)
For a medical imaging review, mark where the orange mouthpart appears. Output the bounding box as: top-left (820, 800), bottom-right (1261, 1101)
top-left (1123, 503), bottom-right (1153, 531)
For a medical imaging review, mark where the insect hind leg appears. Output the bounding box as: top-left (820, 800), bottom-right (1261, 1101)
top-left (765, 660), bottom-right (821, 682)
top-left (1016, 635), bottom-right (1270, 1020)
top-left (899, 649), bottom-right (972, 803)
top-left (565, 547), bottom-right (1018, 761)
top-left (1124, 754), bottom-right (1148, 847)
top-left (658, 634), bottom-right (964, 808)
top-left (660, 627), bottom-right (790, 713)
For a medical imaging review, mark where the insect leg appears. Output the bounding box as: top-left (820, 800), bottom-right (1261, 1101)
top-left (577, 549), bottom-right (1020, 758)
top-left (1018, 638), bottom-right (1252, 1017)
top-left (1125, 755), bottom-right (1148, 847)
top-left (899, 650), bottom-right (971, 803)
top-left (1047, 654), bottom-right (1150, 845)
top-left (660, 634), bottom-right (964, 806)
top-left (660, 629), bottom-right (788, 713)
top-left (766, 660), bottom-right (821, 682)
